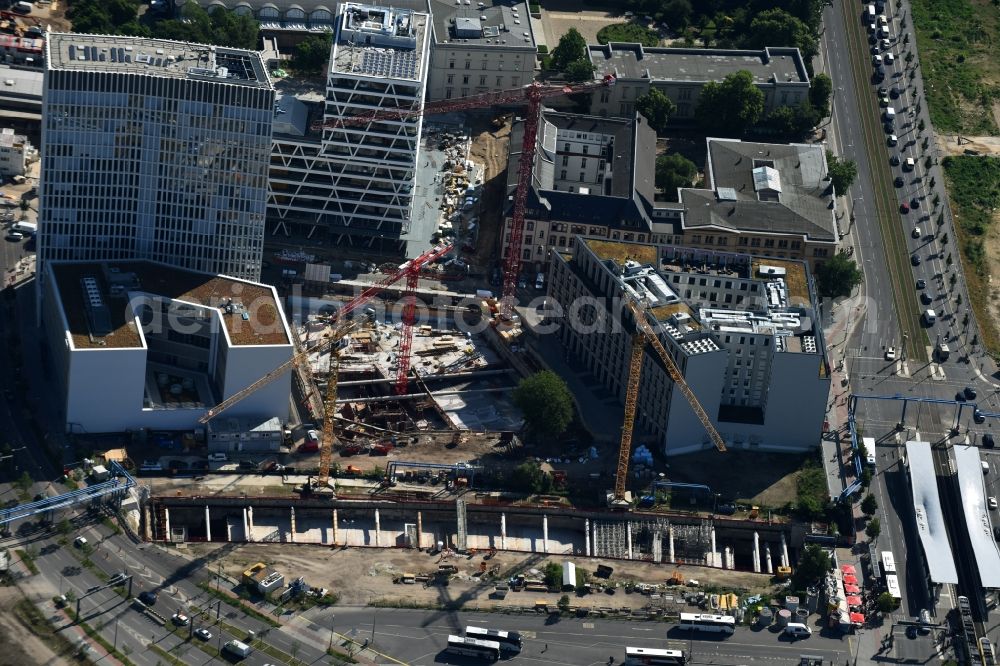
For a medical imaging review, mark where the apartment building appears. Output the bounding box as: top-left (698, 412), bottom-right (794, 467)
top-left (0, 127), bottom-right (34, 177)
top-left (39, 34), bottom-right (274, 282)
top-left (502, 115), bottom-right (838, 272)
top-left (42, 260), bottom-right (293, 434)
top-left (587, 44), bottom-right (809, 120)
top-left (174, 0), bottom-right (535, 102)
top-left (500, 108), bottom-right (657, 274)
top-left (423, 0), bottom-right (536, 101)
top-left (546, 237), bottom-right (830, 455)
top-left (268, 3), bottom-right (431, 253)
top-left (675, 138), bottom-right (838, 269)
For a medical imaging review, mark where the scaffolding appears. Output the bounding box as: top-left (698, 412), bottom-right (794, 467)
top-left (592, 517), bottom-right (714, 563)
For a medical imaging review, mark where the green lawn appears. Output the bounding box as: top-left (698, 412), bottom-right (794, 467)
top-left (942, 155), bottom-right (1000, 352)
top-left (911, 0), bottom-right (1000, 134)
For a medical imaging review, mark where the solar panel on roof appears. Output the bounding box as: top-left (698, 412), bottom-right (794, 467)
top-left (68, 45), bottom-right (75, 60)
top-left (99, 53), bottom-right (106, 61)
top-left (117, 48), bottom-right (124, 61)
top-left (110, 48), bottom-right (117, 62)
top-left (90, 46), bottom-right (98, 60)
top-left (125, 55), bottom-right (131, 63)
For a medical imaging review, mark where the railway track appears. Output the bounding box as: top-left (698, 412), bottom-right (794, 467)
top-left (840, 0), bottom-right (928, 359)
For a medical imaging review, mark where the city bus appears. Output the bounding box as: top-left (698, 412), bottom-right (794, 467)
top-left (677, 613), bottom-right (736, 635)
top-left (881, 551), bottom-right (897, 575)
top-left (885, 574), bottom-right (902, 600)
top-left (446, 635), bottom-right (500, 662)
top-left (465, 626), bottom-right (522, 653)
top-left (624, 646), bottom-right (688, 665)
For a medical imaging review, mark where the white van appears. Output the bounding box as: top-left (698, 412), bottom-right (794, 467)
top-left (12, 221), bottom-right (37, 234)
top-left (223, 640), bottom-right (252, 658)
top-left (883, 107), bottom-right (896, 123)
top-left (923, 309), bottom-right (937, 325)
top-left (866, 4), bottom-right (876, 20)
top-left (784, 623), bottom-right (813, 638)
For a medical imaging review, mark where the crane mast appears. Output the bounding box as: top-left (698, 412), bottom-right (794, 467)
top-left (612, 297), bottom-right (727, 505)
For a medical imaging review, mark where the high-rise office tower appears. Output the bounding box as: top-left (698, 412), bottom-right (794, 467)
top-left (269, 3), bottom-right (430, 254)
top-left (39, 33), bottom-right (275, 282)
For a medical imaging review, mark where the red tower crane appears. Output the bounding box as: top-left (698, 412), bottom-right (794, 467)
top-left (313, 74), bottom-right (617, 318)
top-left (199, 240), bottom-right (454, 424)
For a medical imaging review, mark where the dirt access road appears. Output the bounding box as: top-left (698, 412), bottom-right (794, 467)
top-left (937, 134), bottom-right (1000, 157)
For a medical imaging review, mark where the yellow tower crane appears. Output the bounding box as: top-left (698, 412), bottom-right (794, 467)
top-left (612, 297), bottom-right (727, 506)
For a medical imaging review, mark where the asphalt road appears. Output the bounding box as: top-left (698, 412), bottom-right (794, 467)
top-left (310, 607), bottom-right (852, 665)
top-left (19, 514), bottom-right (340, 666)
top-left (817, 0), bottom-right (1000, 658)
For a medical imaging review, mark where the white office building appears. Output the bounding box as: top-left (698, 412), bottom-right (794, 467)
top-left (42, 260), bottom-right (293, 434)
top-left (39, 33), bottom-right (275, 282)
top-left (0, 127), bottom-right (35, 178)
top-left (548, 238), bottom-right (831, 455)
top-left (268, 3), bottom-right (431, 253)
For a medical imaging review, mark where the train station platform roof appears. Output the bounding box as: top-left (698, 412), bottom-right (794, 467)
top-left (954, 445), bottom-right (1000, 589)
top-left (905, 440), bottom-right (959, 585)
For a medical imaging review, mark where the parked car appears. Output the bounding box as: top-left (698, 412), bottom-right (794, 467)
top-left (983, 433), bottom-right (995, 449)
top-left (208, 452), bottom-right (228, 462)
top-left (73, 536), bottom-right (88, 548)
top-left (194, 628), bottom-right (212, 641)
top-left (171, 613), bottom-right (190, 626)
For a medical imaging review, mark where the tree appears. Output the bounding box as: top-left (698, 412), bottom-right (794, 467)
top-left (292, 31), bottom-right (333, 74)
top-left (558, 594), bottom-right (571, 611)
top-left (809, 73), bottom-right (833, 117)
top-left (543, 561), bottom-right (563, 588)
top-left (816, 251), bottom-right (862, 298)
top-left (743, 9), bottom-right (818, 60)
top-left (510, 461), bottom-right (551, 494)
top-left (877, 591), bottom-right (899, 612)
top-left (655, 153), bottom-right (698, 199)
top-left (761, 103), bottom-right (819, 138)
top-left (636, 88), bottom-right (676, 134)
top-left (152, 4), bottom-right (260, 50)
top-left (826, 150), bottom-right (858, 194)
top-left (550, 28), bottom-right (588, 74)
top-left (513, 371), bottom-right (573, 439)
top-left (792, 543), bottom-right (831, 589)
top-left (861, 493), bottom-right (878, 516)
top-left (564, 59), bottom-right (596, 83)
top-left (695, 71), bottom-right (765, 137)
top-left (866, 516), bottom-right (881, 541)
top-left (662, 0), bottom-right (693, 30)
top-left (66, 0), bottom-right (149, 37)
top-left (14, 471), bottom-right (32, 495)
top-left (596, 23), bottom-right (660, 47)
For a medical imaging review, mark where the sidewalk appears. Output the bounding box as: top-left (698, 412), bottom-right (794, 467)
top-left (9, 552), bottom-right (126, 666)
